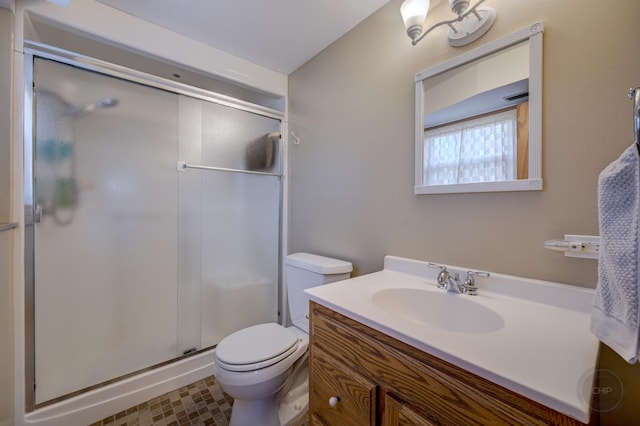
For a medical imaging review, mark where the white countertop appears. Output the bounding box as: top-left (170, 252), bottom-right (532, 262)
top-left (305, 255), bottom-right (600, 423)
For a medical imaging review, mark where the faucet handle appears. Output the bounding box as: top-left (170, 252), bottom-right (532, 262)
top-left (467, 270), bottom-right (490, 279)
top-left (427, 262), bottom-right (445, 270)
top-left (428, 263), bottom-right (449, 289)
top-left (464, 270), bottom-right (490, 295)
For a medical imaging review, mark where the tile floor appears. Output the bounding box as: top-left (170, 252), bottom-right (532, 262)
top-left (91, 376), bottom-right (233, 426)
top-left (91, 375), bottom-right (309, 426)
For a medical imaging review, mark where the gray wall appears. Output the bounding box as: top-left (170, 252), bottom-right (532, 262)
top-left (289, 1), bottom-right (640, 422)
top-left (288, 0), bottom-right (640, 287)
top-left (0, 5), bottom-right (14, 426)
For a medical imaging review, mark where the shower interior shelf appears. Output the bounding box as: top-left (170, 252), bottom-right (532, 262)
top-left (0, 222), bottom-right (18, 232)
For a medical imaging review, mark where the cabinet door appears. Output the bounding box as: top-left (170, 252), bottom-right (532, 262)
top-left (311, 414), bottom-right (328, 425)
top-left (310, 347), bottom-right (377, 425)
top-left (383, 394), bottom-right (436, 426)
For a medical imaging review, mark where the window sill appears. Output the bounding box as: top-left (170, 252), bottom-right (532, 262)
top-left (414, 178), bottom-right (543, 195)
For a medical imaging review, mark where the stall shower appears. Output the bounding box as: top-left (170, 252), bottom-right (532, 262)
top-left (24, 54), bottom-right (283, 408)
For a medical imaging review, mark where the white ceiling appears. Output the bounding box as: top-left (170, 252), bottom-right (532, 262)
top-left (96, 0), bottom-right (390, 75)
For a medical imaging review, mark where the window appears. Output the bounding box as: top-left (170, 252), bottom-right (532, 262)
top-left (423, 108), bottom-right (519, 186)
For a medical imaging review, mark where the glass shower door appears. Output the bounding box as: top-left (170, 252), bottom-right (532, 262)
top-left (28, 54), bottom-right (283, 407)
top-left (32, 58), bottom-right (180, 404)
top-left (177, 96), bottom-right (282, 352)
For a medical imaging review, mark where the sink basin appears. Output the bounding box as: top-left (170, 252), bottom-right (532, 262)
top-left (371, 288), bottom-right (505, 333)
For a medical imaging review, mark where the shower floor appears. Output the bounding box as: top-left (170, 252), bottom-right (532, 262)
top-left (92, 375), bottom-right (309, 426)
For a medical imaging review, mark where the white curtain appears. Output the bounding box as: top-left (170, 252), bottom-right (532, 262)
top-left (424, 109), bottom-right (517, 186)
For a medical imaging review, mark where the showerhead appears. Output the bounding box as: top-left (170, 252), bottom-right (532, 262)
top-left (81, 97), bottom-right (119, 113)
top-left (41, 91), bottom-right (120, 119)
top-left (96, 97), bottom-right (119, 108)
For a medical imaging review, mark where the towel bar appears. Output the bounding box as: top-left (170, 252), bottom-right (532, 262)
top-left (177, 161), bottom-right (282, 178)
top-left (0, 222), bottom-right (18, 232)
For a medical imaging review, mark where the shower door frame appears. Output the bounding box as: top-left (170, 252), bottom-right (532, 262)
top-left (23, 41), bottom-right (286, 411)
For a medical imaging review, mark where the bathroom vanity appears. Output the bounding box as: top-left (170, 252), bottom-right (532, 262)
top-left (305, 256), bottom-right (600, 425)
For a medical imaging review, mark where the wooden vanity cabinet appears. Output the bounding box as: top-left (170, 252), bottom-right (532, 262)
top-left (383, 394), bottom-right (437, 426)
top-left (308, 301), bottom-right (592, 426)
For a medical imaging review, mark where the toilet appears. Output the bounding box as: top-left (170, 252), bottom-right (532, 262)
top-left (214, 252), bottom-right (352, 426)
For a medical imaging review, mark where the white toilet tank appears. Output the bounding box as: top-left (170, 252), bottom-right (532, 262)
top-left (285, 253), bottom-right (352, 333)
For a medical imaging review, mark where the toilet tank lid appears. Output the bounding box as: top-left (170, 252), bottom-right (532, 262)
top-left (286, 252), bottom-right (352, 274)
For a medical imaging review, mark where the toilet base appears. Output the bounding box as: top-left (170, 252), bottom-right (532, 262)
top-left (230, 397), bottom-right (280, 426)
top-left (226, 361), bottom-right (309, 426)
top-left (277, 363), bottom-right (309, 426)
top-left (278, 396), bottom-right (307, 426)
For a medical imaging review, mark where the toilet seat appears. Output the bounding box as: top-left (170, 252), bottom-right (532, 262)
top-left (215, 323), bottom-right (299, 372)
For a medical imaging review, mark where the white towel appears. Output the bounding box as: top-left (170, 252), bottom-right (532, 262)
top-left (591, 143), bottom-right (640, 363)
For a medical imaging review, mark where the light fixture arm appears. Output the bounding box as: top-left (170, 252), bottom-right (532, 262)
top-left (411, 0), bottom-right (487, 46)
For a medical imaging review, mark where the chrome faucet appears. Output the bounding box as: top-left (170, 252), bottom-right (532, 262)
top-left (428, 263), bottom-right (490, 296)
top-left (442, 270), bottom-right (463, 293)
top-left (429, 263), bottom-right (462, 293)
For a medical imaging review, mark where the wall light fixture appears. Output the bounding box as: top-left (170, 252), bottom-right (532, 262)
top-left (400, 0), bottom-right (496, 46)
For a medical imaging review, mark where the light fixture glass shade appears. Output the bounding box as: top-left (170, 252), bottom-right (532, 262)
top-left (400, 0), bottom-right (431, 31)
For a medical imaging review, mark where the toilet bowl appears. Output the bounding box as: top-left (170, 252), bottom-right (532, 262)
top-left (215, 324), bottom-right (309, 426)
top-left (214, 253), bottom-right (352, 426)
